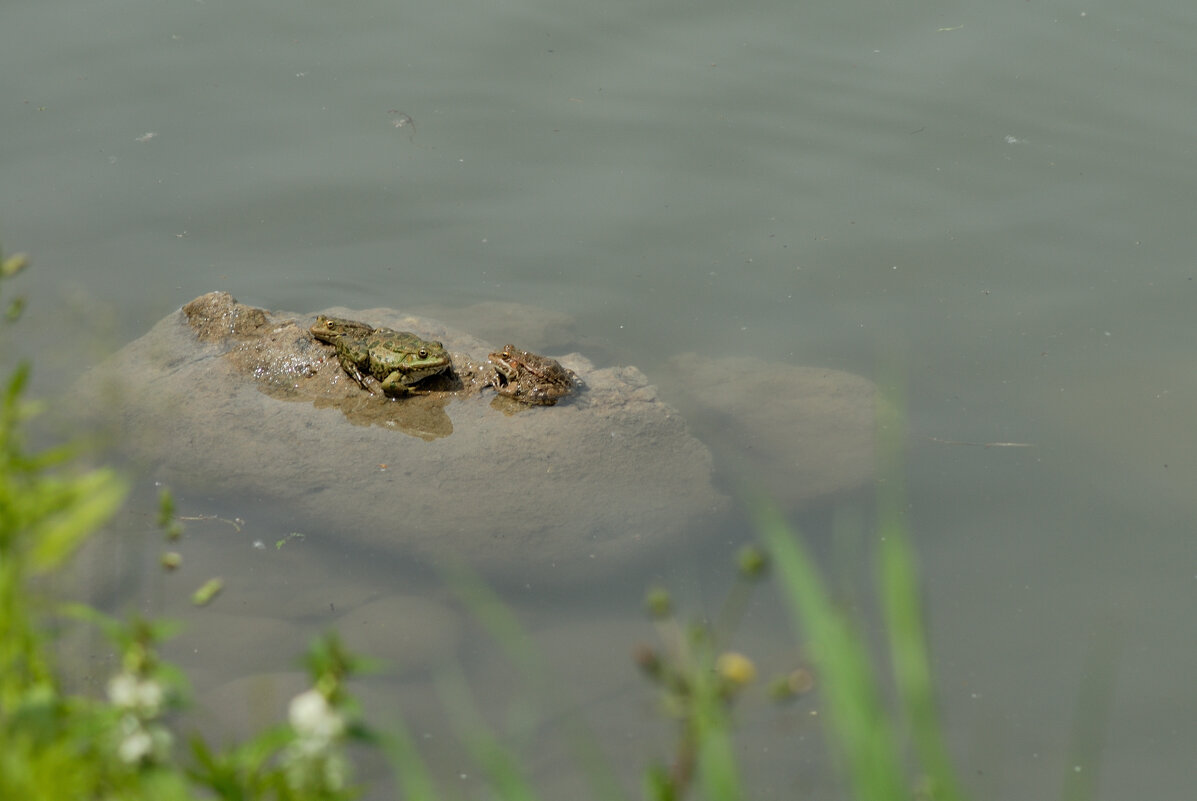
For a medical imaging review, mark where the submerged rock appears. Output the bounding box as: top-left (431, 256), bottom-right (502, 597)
top-left (658, 353), bottom-right (877, 510)
top-left (78, 292), bottom-right (726, 584)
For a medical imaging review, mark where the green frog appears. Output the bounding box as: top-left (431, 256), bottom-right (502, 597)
top-left (487, 344), bottom-right (577, 406)
top-left (309, 314), bottom-right (452, 396)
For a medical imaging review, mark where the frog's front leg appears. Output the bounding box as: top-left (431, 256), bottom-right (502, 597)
top-left (337, 354), bottom-right (375, 394)
top-left (380, 371), bottom-right (418, 397)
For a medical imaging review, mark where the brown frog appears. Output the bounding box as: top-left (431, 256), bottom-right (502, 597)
top-left (487, 344), bottom-right (577, 406)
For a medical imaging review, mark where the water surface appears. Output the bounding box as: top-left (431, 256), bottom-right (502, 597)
top-left (5, 0), bottom-right (1196, 797)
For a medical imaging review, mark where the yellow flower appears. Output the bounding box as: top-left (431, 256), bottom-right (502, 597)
top-left (715, 651), bottom-right (756, 686)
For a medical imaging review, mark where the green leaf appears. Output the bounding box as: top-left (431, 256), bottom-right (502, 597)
top-left (191, 578), bottom-right (224, 607)
top-left (31, 469), bottom-right (127, 573)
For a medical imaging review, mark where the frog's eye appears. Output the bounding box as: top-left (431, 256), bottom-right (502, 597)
top-left (418, 348), bottom-right (429, 358)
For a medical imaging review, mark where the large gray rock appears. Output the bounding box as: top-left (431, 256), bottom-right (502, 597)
top-left (78, 292), bottom-right (726, 584)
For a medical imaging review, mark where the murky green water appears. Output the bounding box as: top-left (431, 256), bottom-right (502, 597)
top-left (5, 0), bottom-right (1196, 797)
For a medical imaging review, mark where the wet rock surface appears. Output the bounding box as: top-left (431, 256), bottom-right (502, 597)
top-left (79, 292), bottom-right (726, 584)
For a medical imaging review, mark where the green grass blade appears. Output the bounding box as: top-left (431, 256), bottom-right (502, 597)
top-left (756, 502), bottom-right (908, 801)
top-left (443, 563), bottom-right (633, 801)
top-left (696, 724), bottom-right (741, 801)
top-left (878, 526), bottom-right (965, 801)
top-left (874, 365), bottom-right (967, 801)
top-left (1058, 627), bottom-right (1119, 801)
top-left (378, 717), bottom-right (443, 801)
top-left (436, 667), bottom-right (541, 801)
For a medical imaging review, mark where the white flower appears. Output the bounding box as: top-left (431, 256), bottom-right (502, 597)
top-left (285, 690), bottom-right (349, 792)
top-left (117, 719), bottom-right (153, 764)
top-left (115, 716), bottom-right (173, 765)
top-left (115, 713), bottom-right (169, 761)
top-left (118, 729), bottom-right (154, 763)
top-left (107, 672), bottom-right (165, 716)
top-left (107, 673), bottom-right (137, 707)
top-left (288, 689), bottom-right (344, 744)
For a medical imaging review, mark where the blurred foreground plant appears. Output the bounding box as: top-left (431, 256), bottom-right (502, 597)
top-left (0, 246), bottom-right (372, 799)
top-left (0, 245), bottom-right (137, 796)
top-left (635, 547), bottom-right (773, 801)
top-left (751, 378), bottom-right (967, 801)
top-left (634, 379), bottom-right (971, 801)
